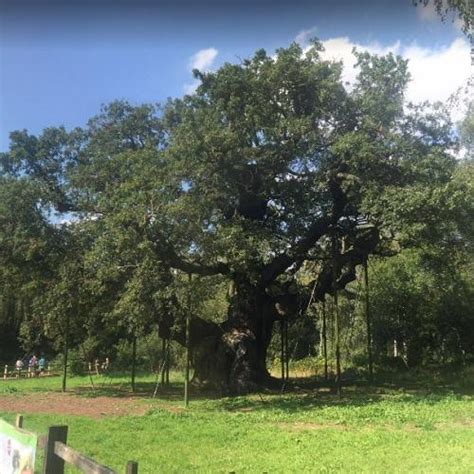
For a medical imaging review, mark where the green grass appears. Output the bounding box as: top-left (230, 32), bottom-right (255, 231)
top-left (0, 370), bottom-right (179, 393)
top-left (1, 369), bottom-right (474, 473)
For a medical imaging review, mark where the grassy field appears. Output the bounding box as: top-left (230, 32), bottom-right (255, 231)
top-left (1, 368), bottom-right (473, 473)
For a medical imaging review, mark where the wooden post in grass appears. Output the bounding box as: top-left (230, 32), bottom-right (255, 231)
top-left (15, 414), bottom-right (23, 429)
top-left (126, 460), bottom-right (139, 474)
top-left (43, 425), bottom-right (68, 474)
top-left (4, 364), bottom-right (7, 380)
top-left (184, 273), bottom-right (192, 407)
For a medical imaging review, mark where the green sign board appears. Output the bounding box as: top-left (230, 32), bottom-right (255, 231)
top-left (0, 418), bottom-right (37, 474)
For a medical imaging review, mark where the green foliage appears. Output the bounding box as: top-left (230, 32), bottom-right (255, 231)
top-left (368, 249), bottom-right (474, 365)
top-left (0, 41), bottom-right (471, 380)
top-left (50, 349), bottom-right (85, 375)
top-left (113, 333), bottom-right (187, 371)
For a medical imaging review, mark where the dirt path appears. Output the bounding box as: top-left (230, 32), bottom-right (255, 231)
top-left (0, 392), bottom-right (150, 418)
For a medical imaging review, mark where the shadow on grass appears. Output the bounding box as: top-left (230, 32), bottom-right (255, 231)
top-left (67, 366), bottom-right (474, 418)
top-left (210, 366), bottom-right (474, 414)
top-left (71, 378), bottom-right (224, 402)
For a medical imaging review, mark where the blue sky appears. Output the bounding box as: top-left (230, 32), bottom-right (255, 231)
top-left (0, 0), bottom-right (471, 151)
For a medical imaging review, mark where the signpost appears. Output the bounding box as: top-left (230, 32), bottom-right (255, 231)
top-left (0, 418), bottom-right (37, 474)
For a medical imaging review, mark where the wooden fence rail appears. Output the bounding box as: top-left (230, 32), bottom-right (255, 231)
top-left (42, 424), bottom-right (138, 474)
top-left (3, 363), bottom-right (52, 379)
top-left (5, 415), bottom-right (138, 474)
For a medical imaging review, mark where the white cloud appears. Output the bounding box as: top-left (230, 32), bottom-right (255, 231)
top-left (316, 37), bottom-right (401, 86)
top-left (295, 35), bottom-right (471, 108)
top-left (184, 48), bottom-right (219, 95)
top-left (188, 47), bottom-right (218, 71)
top-left (402, 38), bottom-right (471, 104)
top-left (295, 27), bottom-right (318, 46)
top-left (183, 82), bottom-right (199, 95)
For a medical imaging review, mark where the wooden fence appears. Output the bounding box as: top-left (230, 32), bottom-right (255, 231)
top-left (3, 363), bottom-right (52, 379)
top-left (12, 414), bottom-right (138, 473)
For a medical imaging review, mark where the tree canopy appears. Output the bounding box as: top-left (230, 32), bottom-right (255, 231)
top-left (0, 41), bottom-right (472, 392)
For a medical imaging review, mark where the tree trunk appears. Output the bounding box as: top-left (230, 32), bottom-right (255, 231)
top-left (182, 278), bottom-right (295, 394)
top-left (157, 217), bottom-right (378, 394)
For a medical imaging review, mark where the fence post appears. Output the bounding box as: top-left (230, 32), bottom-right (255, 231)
top-left (126, 460), bottom-right (138, 474)
top-left (3, 364), bottom-right (7, 380)
top-left (43, 425), bottom-right (68, 474)
top-left (15, 414), bottom-right (23, 429)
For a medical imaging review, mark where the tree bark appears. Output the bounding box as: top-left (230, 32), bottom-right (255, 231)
top-left (175, 278), bottom-right (296, 394)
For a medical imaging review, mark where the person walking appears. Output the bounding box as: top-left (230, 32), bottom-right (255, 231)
top-left (28, 354), bottom-right (38, 377)
top-left (15, 358), bottom-right (24, 378)
top-left (38, 355), bottom-right (46, 376)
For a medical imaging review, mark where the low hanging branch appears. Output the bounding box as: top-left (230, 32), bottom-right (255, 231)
top-left (153, 240), bottom-right (230, 277)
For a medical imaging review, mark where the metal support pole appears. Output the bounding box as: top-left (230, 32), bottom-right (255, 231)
top-left (284, 319), bottom-right (289, 380)
top-left (280, 320), bottom-right (285, 381)
top-left (184, 273), bottom-right (192, 407)
top-left (332, 234), bottom-right (341, 397)
top-left (322, 300), bottom-right (328, 381)
top-left (364, 259), bottom-right (374, 381)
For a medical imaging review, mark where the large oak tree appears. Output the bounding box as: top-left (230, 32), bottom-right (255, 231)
top-left (1, 42), bottom-right (460, 392)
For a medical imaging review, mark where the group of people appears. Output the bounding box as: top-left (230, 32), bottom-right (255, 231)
top-left (89, 357), bottom-right (110, 375)
top-left (14, 354), bottom-right (46, 377)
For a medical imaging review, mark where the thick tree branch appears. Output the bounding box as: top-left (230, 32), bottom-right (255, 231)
top-left (260, 215), bottom-right (332, 286)
top-left (311, 226), bottom-right (379, 301)
top-left (261, 168), bottom-right (359, 286)
top-left (154, 240), bottom-right (230, 277)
